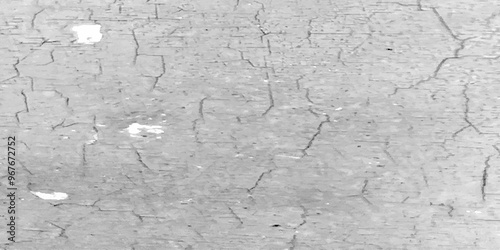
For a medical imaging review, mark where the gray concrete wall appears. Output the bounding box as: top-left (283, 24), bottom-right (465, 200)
top-left (1, 0), bottom-right (500, 249)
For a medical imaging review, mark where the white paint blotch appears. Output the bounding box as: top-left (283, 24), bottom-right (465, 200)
top-left (72, 24), bottom-right (103, 44)
top-left (126, 123), bottom-right (164, 138)
top-left (31, 191), bottom-right (68, 200)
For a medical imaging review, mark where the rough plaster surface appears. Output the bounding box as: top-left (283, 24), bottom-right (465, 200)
top-left (1, 0), bottom-right (500, 249)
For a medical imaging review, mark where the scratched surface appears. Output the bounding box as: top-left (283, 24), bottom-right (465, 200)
top-left (1, 0), bottom-right (500, 249)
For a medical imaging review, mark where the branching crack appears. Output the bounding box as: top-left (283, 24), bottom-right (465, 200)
top-left (453, 81), bottom-right (481, 138)
top-left (390, 10), bottom-right (474, 97)
top-left (2, 59), bottom-right (21, 83)
top-left (53, 90), bottom-right (70, 108)
top-left (305, 17), bottom-right (318, 45)
top-left (238, 50), bottom-right (256, 68)
top-left (383, 140), bottom-right (396, 164)
top-left (47, 222), bottom-right (68, 239)
top-left (253, 1), bottom-right (269, 42)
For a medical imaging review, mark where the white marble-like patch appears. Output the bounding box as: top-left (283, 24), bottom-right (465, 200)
top-left (30, 191), bottom-right (68, 200)
top-left (72, 24), bottom-right (103, 44)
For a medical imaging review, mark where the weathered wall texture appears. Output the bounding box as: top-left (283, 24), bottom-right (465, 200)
top-left (1, 0), bottom-right (500, 249)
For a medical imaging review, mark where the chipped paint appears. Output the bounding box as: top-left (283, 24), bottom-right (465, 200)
top-left (30, 191), bottom-right (68, 200)
top-left (72, 24), bottom-right (103, 44)
top-left (126, 123), bottom-right (164, 137)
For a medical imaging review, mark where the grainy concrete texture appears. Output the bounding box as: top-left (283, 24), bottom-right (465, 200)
top-left (1, 0), bottom-right (500, 249)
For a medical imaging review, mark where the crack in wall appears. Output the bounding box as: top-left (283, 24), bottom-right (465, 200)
top-left (295, 75), bottom-right (304, 90)
top-left (53, 90), bottom-right (70, 109)
top-left (151, 55), bottom-right (165, 90)
top-left (253, 1), bottom-right (269, 43)
top-left (192, 97), bottom-right (208, 144)
top-left (81, 144), bottom-right (88, 176)
top-left (301, 114), bottom-right (330, 157)
top-left (432, 7), bottom-right (458, 40)
top-left (361, 179), bottom-right (369, 194)
top-left (132, 29), bottom-right (140, 65)
top-left (453, 81), bottom-right (481, 138)
top-left (31, 9), bottom-right (45, 30)
top-left (47, 221), bottom-right (68, 239)
top-left (233, 0), bottom-right (240, 11)
top-left (227, 206), bottom-right (244, 226)
top-left (247, 169), bottom-right (273, 193)
top-left (493, 145), bottom-right (500, 156)
top-left (481, 155), bottom-right (492, 201)
top-left (305, 17), bottom-right (318, 45)
top-left (288, 205), bottom-right (308, 250)
top-left (383, 140), bottom-right (396, 164)
top-left (390, 9), bottom-right (474, 97)
top-left (135, 149), bottom-right (152, 171)
top-left (2, 59), bottom-right (21, 83)
top-left (20, 90), bottom-right (29, 112)
top-left (261, 82), bottom-right (274, 116)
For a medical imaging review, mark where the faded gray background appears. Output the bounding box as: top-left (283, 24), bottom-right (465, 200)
top-left (1, 0), bottom-right (500, 249)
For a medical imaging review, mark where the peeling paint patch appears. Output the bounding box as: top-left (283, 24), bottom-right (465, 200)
top-left (30, 191), bottom-right (68, 200)
top-left (72, 24), bottom-right (103, 44)
top-left (126, 123), bottom-right (164, 138)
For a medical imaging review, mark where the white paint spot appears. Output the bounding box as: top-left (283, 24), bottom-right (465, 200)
top-left (180, 198), bottom-right (193, 204)
top-left (86, 132), bottom-right (99, 144)
top-left (335, 107), bottom-right (343, 111)
top-left (276, 154), bottom-right (301, 159)
top-left (126, 123), bottom-right (164, 138)
top-left (96, 123), bottom-right (106, 127)
top-left (72, 24), bottom-right (103, 44)
top-left (30, 191), bottom-right (68, 200)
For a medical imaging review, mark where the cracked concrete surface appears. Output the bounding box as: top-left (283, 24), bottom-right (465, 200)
top-left (2, 0), bottom-right (500, 249)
